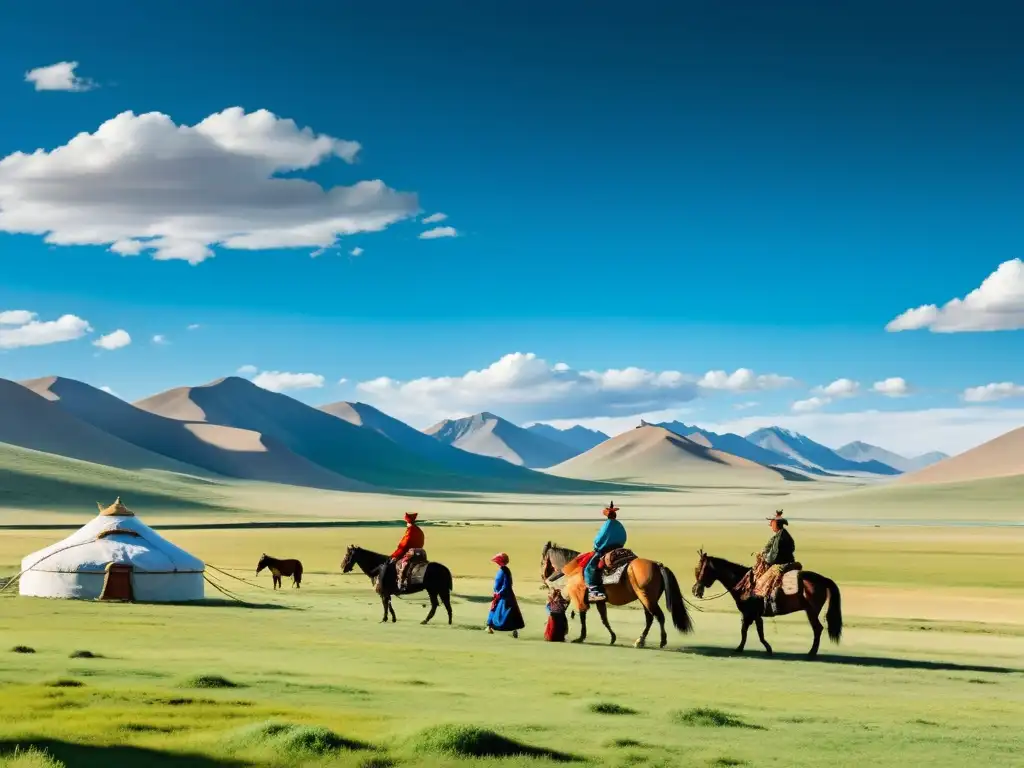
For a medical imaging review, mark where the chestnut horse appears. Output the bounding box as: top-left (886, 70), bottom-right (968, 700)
top-left (692, 550), bottom-right (842, 656)
top-left (540, 542), bottom-right (692, 647)
top-left (256, 554), bottom-right (303, 589)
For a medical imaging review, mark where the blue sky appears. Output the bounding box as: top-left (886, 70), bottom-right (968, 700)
top-left (1, 1), bottom-right (1022, 455)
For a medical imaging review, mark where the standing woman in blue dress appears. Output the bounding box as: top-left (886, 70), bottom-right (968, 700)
top-left (487, 553), bottom-right (525, 638)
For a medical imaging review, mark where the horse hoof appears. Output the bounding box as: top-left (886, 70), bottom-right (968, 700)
top-left (633, 639), bottom-right (645, 648)
top-left (659, 639), bottom-right (667, 649)
top-left (572, 638), bottom-right (585, 644)
top-left (608, 637), bottom-right (617, 646)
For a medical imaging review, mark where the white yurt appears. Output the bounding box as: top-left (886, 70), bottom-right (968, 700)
top-left (19, 498), bottom-right (204, 602)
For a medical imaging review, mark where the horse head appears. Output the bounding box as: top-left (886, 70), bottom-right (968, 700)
top-left (340, 545), bottom-right (357, 573)
top-left (539, 541), bottom-right (555, 586)
top-left (256, 553), bottom-right (268, 575)
top-left (692, 549), bottom-right (712, 598)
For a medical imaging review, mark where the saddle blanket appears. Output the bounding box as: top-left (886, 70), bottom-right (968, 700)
top-left (573, 549), bottom-right (637, 587)
top-left (753, 563), bottom-right (802, 598)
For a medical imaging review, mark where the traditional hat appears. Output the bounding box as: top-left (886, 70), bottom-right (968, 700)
top-left (491, 552), bottom-right (509, 566)
top-left (403, 512), bottom-right (418, 524)
top-left (603, 501), bottom-right (619, 518)
top-left (96, 497), bottom-right (134, 518)
top-left (766, 509), bottom-right (788, 526)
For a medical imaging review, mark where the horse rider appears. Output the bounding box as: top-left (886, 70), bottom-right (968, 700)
top-left (389, 512), bottom-right (425, 589)
top-left (585, 501), bottom-right (626, 602)
top-left (753, 509), bottom-right (796, 614)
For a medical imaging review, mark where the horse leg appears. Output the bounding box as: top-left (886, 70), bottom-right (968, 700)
top-left (380, 594), bottom-right (389, 623)
top-left (754, 616), bottom-right (773, 655)
top-left (596, 601), bottom-right (616, 646)
top-left (422, 591), bottom-right (439, 625)
top-left (441, 591), bottom-right (453, 625)
top-left (736, 613), bottom-right (752, 653)
top-left (572, 608), bottom-right (588, 644)
top-left (389, 597), bottom-right (397, 623)
top-left (805, 599), bottom-right (823, 657)
top-left (634, 608), bottom-right (654, 648)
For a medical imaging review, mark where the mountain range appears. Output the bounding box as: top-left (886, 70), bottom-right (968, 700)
top-left (425, 413), bottom-right (579, 469)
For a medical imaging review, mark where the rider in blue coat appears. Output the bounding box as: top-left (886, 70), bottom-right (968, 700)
top-left (585, 502), bottom-right (626, 601)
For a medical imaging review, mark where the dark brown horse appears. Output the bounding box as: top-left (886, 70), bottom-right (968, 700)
top-left (692, 551), bottom-right (842, 656)
top-left (341, 545), bottom-right (453, 625)
top-left (540, 542), bottom-right (692, 647)
top-left (256, 553), bottom-right (303, 589)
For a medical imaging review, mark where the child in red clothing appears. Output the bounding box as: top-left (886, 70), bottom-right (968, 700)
top-left (544, 588), bottom-right (570, 642)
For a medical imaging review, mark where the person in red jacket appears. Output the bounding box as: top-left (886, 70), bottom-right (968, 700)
top-left (390, 512), bottom-right (425, 590)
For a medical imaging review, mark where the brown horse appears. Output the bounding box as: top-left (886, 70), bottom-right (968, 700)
top-left (692, 551), bottom-right (842, 656)
top-left (540, 542), bottom-right (692, 647)
top-left (256, 554), bottom-right (303, 589)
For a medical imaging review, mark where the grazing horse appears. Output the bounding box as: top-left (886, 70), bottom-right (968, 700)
top-left (341, 545), bottom-right (453, 625)
top-left (539, 542), bottom-right (692, 647)
top-left (692, 551), bottom-right (842, 657)
top-left (256, 554), bottom-right (303, 589)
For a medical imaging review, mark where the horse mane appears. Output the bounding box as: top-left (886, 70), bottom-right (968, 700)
top-left (707, 554), bottom-right (749, 575)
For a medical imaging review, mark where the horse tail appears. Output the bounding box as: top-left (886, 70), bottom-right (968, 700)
top-left (659, 564), bottom-right (693, 634)
top-left (823, 576), bottom-right (842, 643)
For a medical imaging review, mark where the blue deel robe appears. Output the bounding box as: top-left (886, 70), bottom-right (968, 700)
top-left (487, 566), bottom-right (525, 632)
top-left (586, 518), bottom-right (628, 587)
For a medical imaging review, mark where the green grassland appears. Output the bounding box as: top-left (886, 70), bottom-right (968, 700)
top-left (1, 520), bottom-right (1022, 768)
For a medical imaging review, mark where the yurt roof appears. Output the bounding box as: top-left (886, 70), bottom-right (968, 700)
top-left (21, 500), bottom-right (204, 575)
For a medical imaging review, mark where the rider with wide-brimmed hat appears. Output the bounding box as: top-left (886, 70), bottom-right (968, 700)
top-left (585, 501), bottom-right (627, 602)
top-left (753, 509), bottom-right (796, 613)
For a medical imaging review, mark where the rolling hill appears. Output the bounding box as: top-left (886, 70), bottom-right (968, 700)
top-left (546, 424), bottom-right (803, 484)
top-left (655, 420), bottom-right (823, 473)
top-left (525, 423), bottom-right (609, 453)
top-left (425, 412), bottom-right (578, 468)
top-left (835, 441), bottom-right (948, 473)
top-left (745, 427), bottom-right (900, 475)
top-left (19, 377), bottom-right (365, 492)
top-left (896, 425), bottom-right (1024, 486)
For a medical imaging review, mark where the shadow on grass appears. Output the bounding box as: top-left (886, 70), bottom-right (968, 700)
top-left (452, 593), bottom-right (494, 604)
top-left (0, 740), bottom-right (247, 768)
top-left (678, 645), bottom-right (1022, 674)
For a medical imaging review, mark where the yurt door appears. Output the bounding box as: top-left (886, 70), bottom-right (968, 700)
top-left (100, 563), bottom-right (134, 601)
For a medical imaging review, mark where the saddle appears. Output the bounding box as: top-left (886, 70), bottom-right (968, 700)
top-left (752, 561), bottom-right (802, 598)
top-left (394, 549), bottom-right (428, 593)
top-left (598, 548), bottom-right (637, 586)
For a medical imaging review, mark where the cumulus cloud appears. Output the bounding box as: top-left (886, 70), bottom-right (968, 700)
top-left (93, 329), bottom-right (131, 351)
top-left (338, 377), bottom-right (348, 385)
top-left (100, 386), bottom-right (119, 397)
top-left (25, 61), bottom-right (96, 92)
top-left (251, 370), bottom-right (325, 392)
top-left (792, 396), bottom-right (830, 413)
top-left (0, 107), bottom-right (418, 264)
top-left (872, 377), bottom-right (911, 397)
top-left (817, 378), bottom-right (861, 398)
top-left (236, 365), bottom-right (258, 376)
top-left (422, 212), bottom-right (448, 224)
top-left (349, 247), bottom-right (364, 257)
top-left (0, 311), bottom-right (91, 349)
top-left (962, 382), bottom-right (1024, 403)
top-left (152, 334), bottom-right (169, 345)
top-left (418, 226), bottom-right (458, 240)
top-left (356, 352), bottom-right (794, 425)
top-left (886, 258), bottom-right (1024, 332)
top-left (698, 369), bottom-right (796, 392)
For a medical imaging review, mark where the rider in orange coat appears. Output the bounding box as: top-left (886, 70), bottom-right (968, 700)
top-left (391, 512), bottom-right (425, 560)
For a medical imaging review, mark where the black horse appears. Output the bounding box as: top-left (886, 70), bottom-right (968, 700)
top-left (256, 553), bottom-right (303, 589)
top-left (341, 545), bottom-right (453, 625)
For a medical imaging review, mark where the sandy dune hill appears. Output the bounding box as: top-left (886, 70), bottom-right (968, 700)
top-left (0, 378), bottom-right (206, 476)
top-left (136, 377), bottom-right (591, 492)
top-left (896, 425), bottom-right (1024, 486)
top-left (546, 425), bottom-right (801, 484)
top-left (20, 377), bottom-right (366, 492)
top-left (425, 412), bottom-right (578, 468)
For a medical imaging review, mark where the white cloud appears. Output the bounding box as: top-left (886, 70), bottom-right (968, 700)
top-left (699, 369), bottom-right (797, 393)
top-left (962, 382), bottom-right (1024, 403)
top-left (93, 329), bottom-right (131, 351)
top-left (886, 258), bottom-right (1024, 332)
top-left (152, 334), bottom-right (169, 345)
top-left (356, 352), bottom-right (793, 425)
top-left (0, 107), bottom-right (418, 264)
top-left (251, 370), bottom-right (325, 392)
top-left (792, 396), bottom-right (830, 413)
top-left (349, 247), bottom-right (364, 257)
top-left (734, 401), bottom-right (759, 411)
top-left (707, 407), bottom-right (1024, 457)
top-left (100, 386), bottom-right (119, 397)
top-left (817, 378), bottom-right (860, 398)
top-left (25, 61), bottom-right (96, 92)
top-left (236, 365), bottom-right (258, 377)
top-left (0, 311), bottom-right (91, 349)
top-left (422, 212), bottom-right (448, 224)
top-left (0, 310), bottom-right (37, 325)
top-left (187, 324), bottom-right (201, 331)
top-left (338, 377), bottom-right (348, 385)
top-left (418, 226), bottom-right (458, 240)
top-left (872, 377), bottom-right (911, 397)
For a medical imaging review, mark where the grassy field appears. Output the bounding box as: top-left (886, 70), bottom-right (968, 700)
top-left (1, 519), bottom-right (1022, 768)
